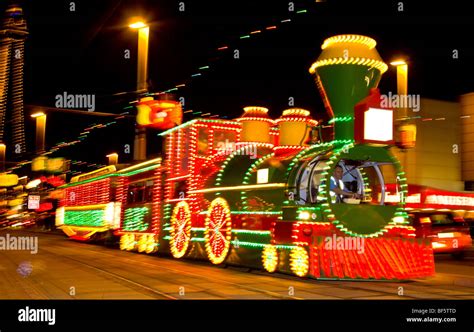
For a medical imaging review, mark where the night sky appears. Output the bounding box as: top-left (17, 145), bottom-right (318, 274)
top-left (2, 0), bottom-right (474, 174)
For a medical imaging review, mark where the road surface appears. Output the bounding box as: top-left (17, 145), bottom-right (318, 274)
top-left (0, 229), bottom-right (473, 299)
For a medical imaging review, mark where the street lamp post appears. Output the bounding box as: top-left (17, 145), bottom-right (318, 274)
top-left (390, 60), bottom-right (408, 120)
top-left (130, 20), bottom-right (149, 161)
top-left (106, 153), bottom-right (118, 166)
top-left (0, 143), bottom-right (5, 172)
top-left (390, 59), bottom-right (416, 173)
top-left (31, 112), bottom-right (47, 154)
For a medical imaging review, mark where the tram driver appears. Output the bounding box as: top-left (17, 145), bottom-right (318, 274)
top-left (330, 165), bottom-right (360, 203)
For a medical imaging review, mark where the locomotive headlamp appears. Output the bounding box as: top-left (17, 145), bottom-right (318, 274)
top-left (363, 108), bottom-right (393, 142)
top-left (354, 89), bottom-right (394, 145)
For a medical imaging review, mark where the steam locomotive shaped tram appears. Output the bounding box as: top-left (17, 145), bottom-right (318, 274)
top-left (55, 35), bottom-right (435, 280)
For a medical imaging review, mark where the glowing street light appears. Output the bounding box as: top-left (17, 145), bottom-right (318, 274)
top-left (129, 18), bottom-right (150, 161)
top-left (106, 153), bottom-right (118, 166)
top-left (129, 19), bottom-right (149, 93)
top-left (129, 21), bottom-right (147, 29)
top-left (31, 112), bottom-right (47, 153)
top-left (30, 112), bottom-right (45, 118)
top-left (390, 60), bottom-right (407, 66)
top-left (0, 143), bottom-right (5, 172)
top-left (391, 59), bottom-right (416, 151)
top-left (390, 59), bottom-right (408, 119)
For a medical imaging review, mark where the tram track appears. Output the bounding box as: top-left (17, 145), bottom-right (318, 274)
top-left (39, 238), bottom-right (304, 300)
top-left (89, 245), bottom-right (442, 300)
top-left (35, 245), bottom-right (179, 299)
top-left (11, 230), bottom-right (470, 299)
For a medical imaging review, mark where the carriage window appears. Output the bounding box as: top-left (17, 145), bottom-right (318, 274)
top-left (294, 155), bottom-right (400, 206)
top-left (213, 130), bottom-right (237, 152)
top-left (295, 159), bottom-right (328, 204)
top-left (179, 128), bottom-right (190, 172)
top-left (310, 161), bottom-right (328, 203)
top-left (197, 127), bottom-right (209, 156)
top-left (295, 161), bottom-right (311, 204)
top-left (127, 180), bottom-right (154, 204)
top-left (334, 161), bottom-right (399, 205)
top-left (173, 181), bottom-right (187, 199)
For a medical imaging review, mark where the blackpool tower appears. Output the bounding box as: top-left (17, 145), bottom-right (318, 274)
top-left (0, 4), bottom-right (28, 155)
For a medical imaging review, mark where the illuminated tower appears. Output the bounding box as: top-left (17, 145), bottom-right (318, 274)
top-left (0, 4), bottom-right (28, 154)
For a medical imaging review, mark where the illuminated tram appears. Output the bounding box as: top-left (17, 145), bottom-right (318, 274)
top-left (55, 35), bottom-right (435, 280)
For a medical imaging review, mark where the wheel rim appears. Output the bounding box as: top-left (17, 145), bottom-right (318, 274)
top-left (119, 234), bottom-right (128, 251)
top-left (290, 246), bottom-right (309, 277)
top-left (170, 201), bottom-right (192, 258)
top-left (262, 244), bottom-right (278, 273)
top-left (120, 234), bottom-right (133, 251)
top-left (137, 234), bottom-right (147, 253)
top-left (145, 234), bottom-right (158, 254)
top-left (127, 234), bottom-right (137, 251)
top-left (205, 197), bottom-right (232, 265)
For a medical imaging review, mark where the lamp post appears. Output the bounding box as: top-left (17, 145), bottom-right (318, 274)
top-left (0, 143), bottom-right (5, 172)
top-left (130, 20), bottom-right (149, 161)
top-left (390, 59), bottom-right (416, 175)
top-left (31, 112), bottom-right (46, 154)
top-left (390, 60), bottom-right (408, 120)
top-left (106, 153), bottom-right (118, 166)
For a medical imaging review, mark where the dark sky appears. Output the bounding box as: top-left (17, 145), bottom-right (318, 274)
top-left (3, 0), bottom-right (474, 174)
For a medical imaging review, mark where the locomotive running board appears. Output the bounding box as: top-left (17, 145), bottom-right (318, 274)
top-left (59, 226), bottom-right (109, 241)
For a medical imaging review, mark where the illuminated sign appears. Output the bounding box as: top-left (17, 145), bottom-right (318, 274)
top-left (257, 168), bottom-right (269, 184)
top-left (425, 195), bottom-right (474, 207)
top-left (32, 157), bottom-right (67, 173)
top-left (26, 179), bottom-right (41, 189)
top-left (28, 195), bottom-right (41, 209)
top-left (354, 89), bottom-right (395, 145)
top-left (383, 193), bottom-right (421, 203)
top-left (31, 157), bottom-right (47, 171)
top-left (0, 174), bottom-right (19, 187)
top-left (70, 165), bottom-right (116, 183)
top-left (8, 198), bottom-right (23, 207)
top-left (41, 176), bottom-right (65, 187)
top-left (364, 108), bottom-right (393, 142)
top-left (136, 98), bottom-right (183, 130)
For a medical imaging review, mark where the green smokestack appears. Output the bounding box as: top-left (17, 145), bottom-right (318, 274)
top-left (309, 35), bottom-right (388, 141)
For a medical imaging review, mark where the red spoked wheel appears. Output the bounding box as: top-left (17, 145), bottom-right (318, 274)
top-left (204, 197), bottom-right (232, 265)
top-left (170, 201), bottom-right (192, 259)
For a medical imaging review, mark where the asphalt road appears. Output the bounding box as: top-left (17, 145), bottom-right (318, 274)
top-left (0, 229), bottom-right (473, 299)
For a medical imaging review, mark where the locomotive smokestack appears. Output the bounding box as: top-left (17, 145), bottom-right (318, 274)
top-left (236, 106), bottom-right (273, 144)
top-left (309, 35), bottom-right (387, 142)
top-left (276, 108), bottom-right (318, 146)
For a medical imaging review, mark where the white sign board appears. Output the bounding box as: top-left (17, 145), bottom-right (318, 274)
top-left (257, 168), bottom-right (269, 184)
top-left (364, 107), bottom-right (393, 142)
top-left (28, 195), bottom-right (41, 209)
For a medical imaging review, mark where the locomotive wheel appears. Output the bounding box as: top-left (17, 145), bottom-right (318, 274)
top-left (145, 234), bottom-right (158, 254)
top-left (119, 234), bottom-right (128, 251)
top-left (204, 197), bottom-right (232, 265)
top-left (170, 201), bottom-right (192, 259)
top-left (290, 246), bottom-right (309, 277)
top-left (262, 244), bottom-right (279, 273)
top-left (137, 234), bottom-right (148, 253)
top-left (120, 234), bottom-right (135, 251)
